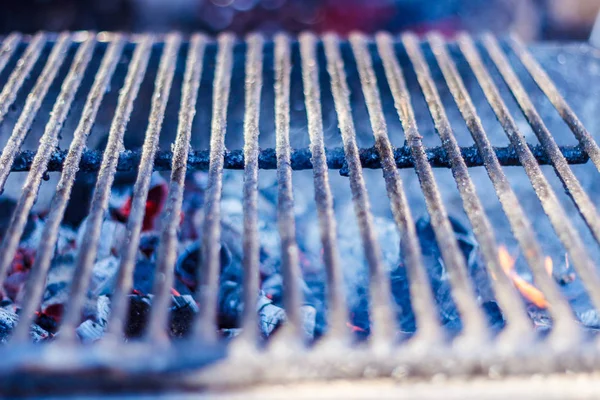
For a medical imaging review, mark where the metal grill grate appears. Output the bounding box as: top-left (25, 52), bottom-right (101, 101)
top-left (0, 31), bottom-right (599, 394)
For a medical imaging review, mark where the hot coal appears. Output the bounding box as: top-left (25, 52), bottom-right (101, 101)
top-left (0, 166), bottom-right (597, 344)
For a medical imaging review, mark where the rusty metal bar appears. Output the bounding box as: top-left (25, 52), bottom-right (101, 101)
top-left (0, 33), bottom-right (22, 76)
top-left (353, 32), bottom-right (440, 343)
top-left (59, 36), bottom-right (154, 342)
top-left (393, 33), bottom-right (488, 342)
top-left (0, 32), bottom-right (46, 125)
top-left (11, 35), bottom-right (126, 343)
top-left (108, 33), bottom-right (182, 340)
top-left (422, 32), bottom-right (533, 342)
top-left (508, 35), bottom-right (600, 175)
top-left (482, 33), bottom-right (600, 322)
top-left (299, 32), bottom-right (347, 339)
top-left (323, 33), bottom-right (395, 344)
top-left (193, 33), bottom-right (235, 341)
top-left (0, 33), bottom-right (71, 193)
top-left (273, 33), bottom-right (304, 341)
top-left (238, 33), bottom-right (264, 340)
top-left (0, 33), bottom-right (85, 295)
top-left (454, 33), bottom-right (580, 345)
top-left (146, 34), bottom-right (206, 341)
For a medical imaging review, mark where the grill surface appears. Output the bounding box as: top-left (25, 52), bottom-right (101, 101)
top-left (0, 31), bottom-right (599, 395)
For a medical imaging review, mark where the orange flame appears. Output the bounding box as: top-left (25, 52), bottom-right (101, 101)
top-left (498, 246), bottom-right (549, 309)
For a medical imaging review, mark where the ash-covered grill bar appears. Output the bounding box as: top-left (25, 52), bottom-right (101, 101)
top-left (0, 30), bottom-right (600, 395)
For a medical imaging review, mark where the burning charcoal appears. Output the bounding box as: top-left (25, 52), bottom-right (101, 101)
top-left (175, 240), bottom-right (232, 291)
top-left (139, 231), bottom-right (160, 260)
top-left (109, 172), bottom-right (168, 232)
top-left (56, 225), bottom-right (78, 256)
top-left (77, 295), bottom-right (111, 343)
top-left (126, 294), bottom-right (152, 338)
top-left (77, 217), bottom-right (127, 261)
top-left (170, 294), bottom-right (198, 337)
top-left (411, 216), bottom-right (501, 332)
top-left (0, 307), bottom-right (49, 342)
top-left (257, 292), bottom-right (286, 338)
top-left (89, 256), bottom-right (120, 297)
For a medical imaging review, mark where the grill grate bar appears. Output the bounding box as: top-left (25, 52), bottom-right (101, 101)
top-left (146, 34), bottom-right (206, 341)
top-left (273, 33), bottom-right (305, 341)
top-left (353, 33), bottom-right (441, 343)
top-left (0, 33), bottom-right (22, 77)
top-left (416, 32), bottom-right (533, 343)
top-left (194, 33), bottom-right (235, 341)
top-left (11, 35), bottom-right (126, 343)
top-left (238, 33), bottom-right (264, 340)
top-left (485, 35), bottom-right (600, 256)
top-left (400, 33), bottom-right (489, 342)
top-left (323, 33), bottom-right (396, 344)
top-left (59, 36), bottom-right (154, 342)
top-left (0, 33), bottom-right (79, 293)
top-left (299, 33), bottom-right (347, 339)
top-left (456, 34), bottom-right (580, 343)
top-left (0, 33), bottom-right (71, 193)
top-left (508, 35), bottom-right (600, 174)
top-left (109, 33), bottom-right (182, 340)
top-left (482, 34), bottom-right (600, 323)
top-left (0, 32), bottom-right (46, 125)
top-left (0, 34), bottom-right (96, 334)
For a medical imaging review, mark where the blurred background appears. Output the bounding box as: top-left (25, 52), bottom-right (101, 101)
top-left (0, 0), bottom-right (599, 41)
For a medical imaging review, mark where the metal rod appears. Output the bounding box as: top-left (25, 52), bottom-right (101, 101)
top-left (0, 32), bottom-right (46, 125)
top-left (455, 33), bottom-right (580, 345)
top-left (0, 33), bottom-right (22, 77)
top-left (508, 34), bottom-right (600, 175)
top-left (108, 33), bottom-right (182, 340)
top-left (299, 32), bottom-right (347, 339)
top-left (399, 33), bottom-right (489, 342)
top-left (59, 36), bottom-right (154, 342)
top-left (354, 32), bottom-right (441, 343)
top-left (6, 143), bottom-right (590, 173)
top-left (485, 35), bottom-right (600, 256)
top-left (193, 33), bottom-right (235, 341)
top-left (238, 33), bottom-right (264, 341)
top-left (323, 33), bottom-right (395, 344)
top-left (481, 33), bottom-right (600, 335)
top-left (11, 35), bottom-right (126, 343)
top-left (0, 33), bottom-right (78, 294)
top-left (0, 33), bottom-right (96, 325)
top-left (274, 33), bottom-right (304, 341)
top-left (146, 34), bottom-right (206, 342)
top-left (0, 32), bottom-right (71, 193)
top-left (427, 32), bottom-right (551, 344)
top-left (425, 33), bottom-right (535, 342)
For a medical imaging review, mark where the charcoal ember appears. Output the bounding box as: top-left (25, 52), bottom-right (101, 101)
top-left (169, 294), bottom-right (198, 337)
top-left (77, 217), bottom-right (127, 260)
top-left (139, 231), bottom-right (160, 260)
top-left (410, 216), bottom-right (501, 332)
top-left (175, 240), bottom-right (232, 291)
top-left (77, 295), bottom-right (111, 343)
top-left (257, 292), bottom-right (285, 338)
top-left (125, 294), bottom-right (152, 338)
top-left (0, 307), bottom-right (49, 342)
top-left (89, 256), bottom-right (120, 297)
top-left (109, 172), bottom-right (168, 232)
top-left (125, 294), bottom-right (199, 339)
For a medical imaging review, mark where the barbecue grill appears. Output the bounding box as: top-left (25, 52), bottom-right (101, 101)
top-left (0, 30), bottom-right (599, 397)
